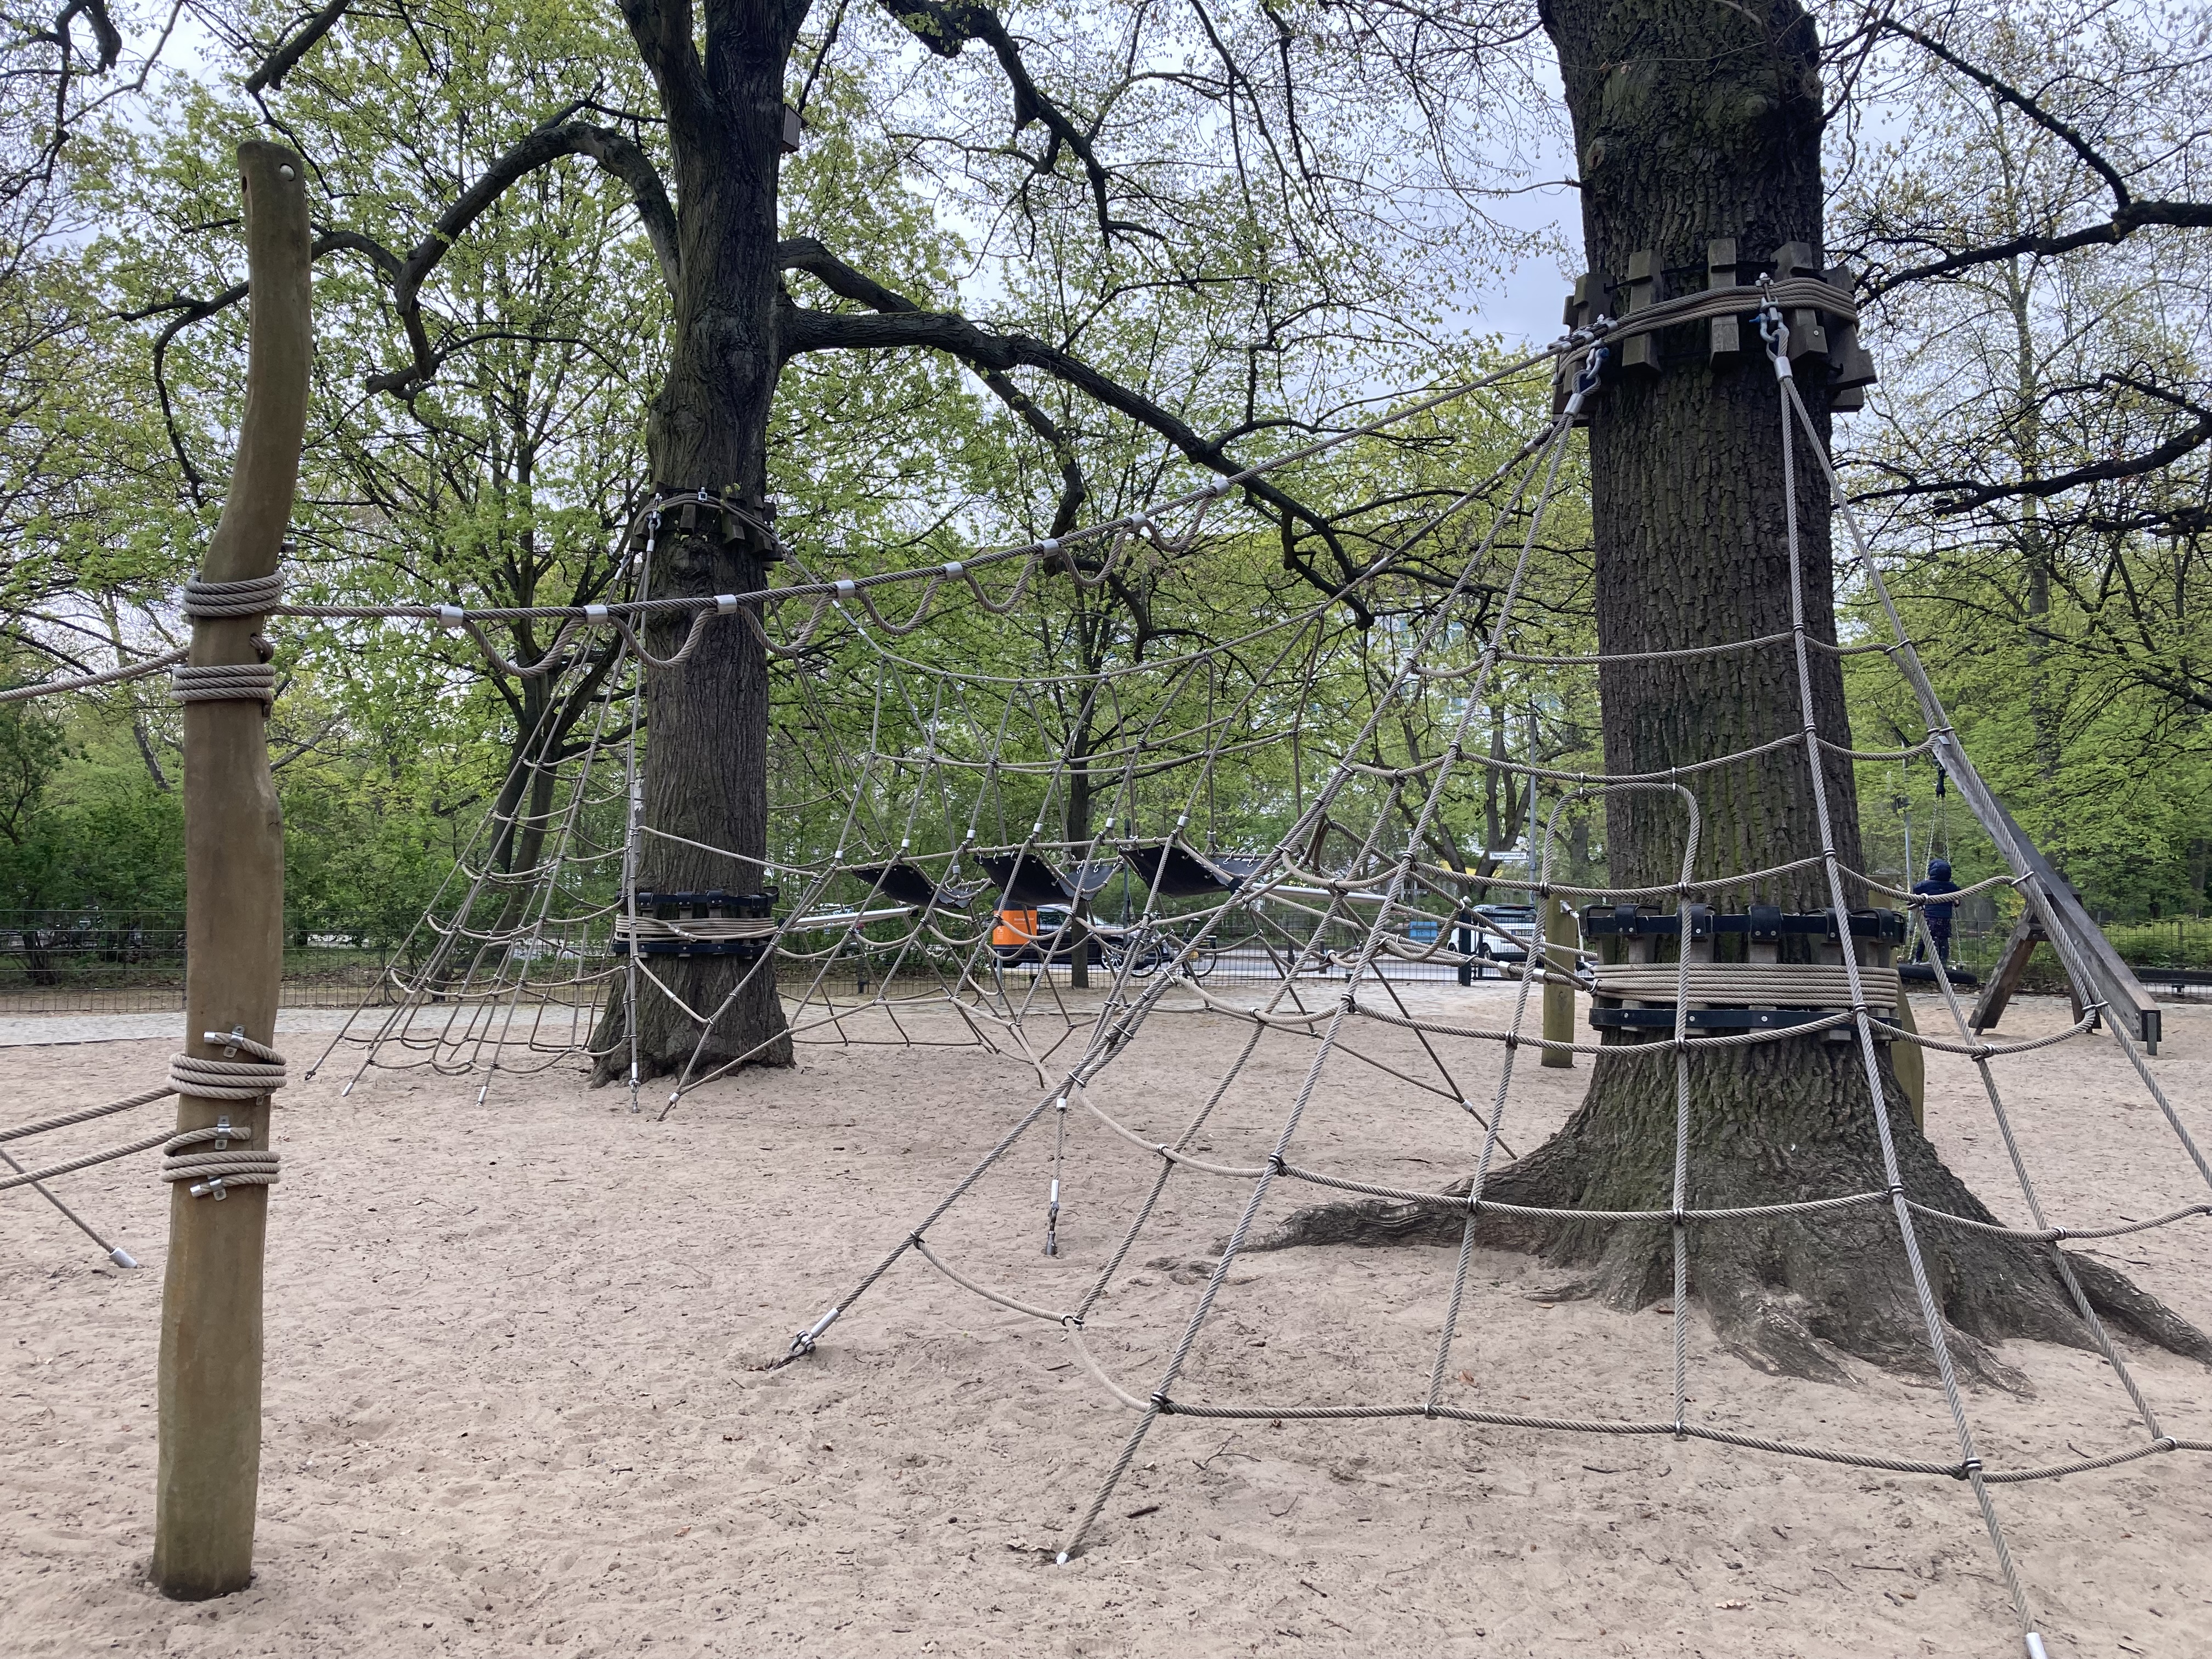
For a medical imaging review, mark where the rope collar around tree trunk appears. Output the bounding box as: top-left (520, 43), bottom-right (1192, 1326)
top-left (183, 573), bottom-right (286, 618)
top-left (1590, 962), bottom-right (1903, 1008)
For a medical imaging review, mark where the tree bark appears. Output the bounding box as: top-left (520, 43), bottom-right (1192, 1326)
top-left (594, 8), bottom-right (798, 1080)
top-left (1256, 0), bottom-right (2208, 1384)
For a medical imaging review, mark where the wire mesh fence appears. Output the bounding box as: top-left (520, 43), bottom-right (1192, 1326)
top-left (0, 911), bottom-right (394, 1015)
top-left (0, 904), bottom-right (2204, 1019)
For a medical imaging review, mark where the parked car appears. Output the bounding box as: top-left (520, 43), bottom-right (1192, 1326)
top-left (1468, 904), bottom-right (1536, 970)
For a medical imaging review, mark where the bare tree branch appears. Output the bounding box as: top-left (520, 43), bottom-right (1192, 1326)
top-left (244, 0), bottom-right (354, 93)
top-left (1858, 375), bottom-right (2212, 512)
top-left (778, 274), bottom-right (1359, 591)
top-left (363, 112), bottom-right (679, 392)
top-left (876, 1), bottom-right (1160, 242)
top-left (1864, 20), bottom-right (2212, 295)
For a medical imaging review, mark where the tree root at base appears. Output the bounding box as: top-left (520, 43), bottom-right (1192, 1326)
top-left (1247, 1046), bottom-right (2211, 1391)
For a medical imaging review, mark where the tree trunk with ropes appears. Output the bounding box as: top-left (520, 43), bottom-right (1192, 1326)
top-left (1255, 0), bottom-right (2208, 1384)
top-left (590, 12), bottom-right (794, 1082)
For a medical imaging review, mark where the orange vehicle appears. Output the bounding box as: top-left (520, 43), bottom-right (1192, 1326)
top-left (991, 902), bottom-right (1092, 963)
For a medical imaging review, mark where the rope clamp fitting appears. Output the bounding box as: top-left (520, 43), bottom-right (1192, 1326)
top-left (1756, 298), bottom-right (1793, 378)
top-left (585, 603), bottom-right (609, 622)
top-left (941, 560), bottom-right (963, 577)
top-left (437, 605), bottom-right (464, 629)
top-left (714, 594), bottom-right (739, 614)
top-left (190, 1176), bottom-right (230, 1200)
top-left (834, 579), bottom-right (856, 599)
top-left (1954, 1457), bottom-right (1982, 1480)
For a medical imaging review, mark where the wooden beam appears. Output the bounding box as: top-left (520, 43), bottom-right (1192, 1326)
top-left (1707, 238), bottom-right (1741, 364)
top-left (1970, 909), bottom-right (2041, 1035)
top-left (1541, 894), bottom-right (1576, 1068)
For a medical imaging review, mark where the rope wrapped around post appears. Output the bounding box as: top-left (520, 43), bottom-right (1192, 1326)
top-left (162, 1032), bottom-right (285, 1200)
top-left (183, 573), bottom-right (285, 618)
top-left (174, 575), bottom-right (285, 712)
top-left (171, 662), bottom-right (278, 710)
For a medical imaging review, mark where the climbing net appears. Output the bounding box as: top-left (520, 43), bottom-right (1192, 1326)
top-left (9, 276), bottom-right (2208, 1655)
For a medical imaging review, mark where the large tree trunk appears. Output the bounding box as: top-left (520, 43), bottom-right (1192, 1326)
top-left (593, 23), bottom-right (793, 1081)
top-left (1257, 0), bottom-right (2208, 1384)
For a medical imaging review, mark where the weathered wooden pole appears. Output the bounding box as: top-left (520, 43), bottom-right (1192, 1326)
top-left (151, 140), bottom-right (311, 1601)
top-left (1541, 893), bottom-right (1576, 1068)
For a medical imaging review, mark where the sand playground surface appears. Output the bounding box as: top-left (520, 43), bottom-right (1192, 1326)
top-left (6, 984), bottom-right (2212, 1657)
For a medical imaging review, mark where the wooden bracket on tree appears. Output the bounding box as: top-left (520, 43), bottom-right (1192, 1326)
top-left (716, 490), bottom-right (781, 561)
top-left (1618, 250), bottom-right (1663, 376)
top-left (1707, 239), bottom-right (1742, 363)
top-left (781, 104), bottom-right (804, 155)
top-left (151, 139), bottom-right (312, 1603)
top-left (650, 488), bottom-right (783, 561)
top-left (1771, 242), bottom-right (1830, 364)
top-left (1822, 264), bottom-right (1879, 413)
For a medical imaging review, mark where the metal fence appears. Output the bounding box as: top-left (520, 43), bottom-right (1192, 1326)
top-left (0, 911), bottom-right (390, 1015)
top-left (0, 905), bottom-right (2204, 1018)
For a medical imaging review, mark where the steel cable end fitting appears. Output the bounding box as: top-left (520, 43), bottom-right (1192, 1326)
top-left (1757, 302), bottom-right (1793, 379)
top-left (789, 1306), bottom-right (841, 1356)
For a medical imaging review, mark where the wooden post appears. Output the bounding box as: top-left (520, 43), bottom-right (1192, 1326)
top-left (1891, 992), bottom-right (1926, 1132)
top-left (1541, 893), bottom-right (1576, 1068)
top-left (1970, 908), bottom-right (2042, 1036)
top-left (151, 141), bottom-right (312, 1602)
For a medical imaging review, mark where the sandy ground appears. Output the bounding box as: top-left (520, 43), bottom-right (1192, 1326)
top-left (5, 985), bottom-right (2212, 1658)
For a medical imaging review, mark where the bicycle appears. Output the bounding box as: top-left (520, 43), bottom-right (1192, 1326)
top-left (1102, 922), bottom-right (1217, 980)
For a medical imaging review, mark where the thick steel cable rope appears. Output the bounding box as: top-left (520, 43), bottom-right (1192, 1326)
top-left (1759, 307), bottom-right (2036, 1643)
top-left (1792, 371), bottom-right (2212, 1202)
top-left (0, 646), bottom-right (188, 704)
top-left (1905, 912), bottom-right (2171, 1438)
top-left (1791, 347), bottom-right (2212, 1659)
top-left (781, 385), bottom-right (1593, 1390)
top-left (1060, 379), bottom-right (1598, 1561)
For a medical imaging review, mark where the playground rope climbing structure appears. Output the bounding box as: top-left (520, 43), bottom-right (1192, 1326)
top-left (6, 174), bottom-right (2205, 1650)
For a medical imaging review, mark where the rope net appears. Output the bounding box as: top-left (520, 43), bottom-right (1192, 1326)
top-left (52, 302), bottom-right (2196, 1652)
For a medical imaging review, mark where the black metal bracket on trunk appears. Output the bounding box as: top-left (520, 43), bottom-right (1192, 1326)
top-left (635, 488), bottom-right (785, 561)
top-left (614, 888), bottom-right (780, 959)
top-left (1580, 904), bottom-right (1907, 946)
